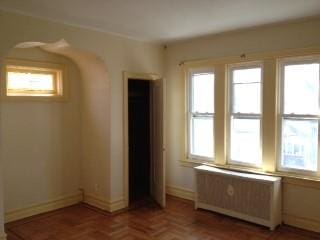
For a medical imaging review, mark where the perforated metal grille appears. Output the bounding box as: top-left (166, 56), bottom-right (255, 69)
top-left (197, 172), bottom-right (271, 220)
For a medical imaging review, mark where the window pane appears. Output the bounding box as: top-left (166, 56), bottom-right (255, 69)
top-left (192, 73), bottom-right (214, 113)
top-left (7, 71), bottom-right (55, 96)
top-left (283, 63), bottom-right (319, 115)
top-left (232, 67), bottom-right (261, 114)
top-left (191, 117), bottom-right (213, 158)
top-left (281, 119), bottom-right (318, 171)
top-left (230, 118), bottom-right (261, 165)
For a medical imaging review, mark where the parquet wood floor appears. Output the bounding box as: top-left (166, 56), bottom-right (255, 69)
top-left (5, 196), bottom-right (320, 240)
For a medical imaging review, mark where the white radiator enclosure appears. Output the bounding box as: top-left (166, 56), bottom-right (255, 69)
top-left (194, 165), bottom-right (282, 230)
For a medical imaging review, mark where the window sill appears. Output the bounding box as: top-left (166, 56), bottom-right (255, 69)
top-left (1, 95), bottom-right (68, 102)
top-left (181, 159), bottom-right (214, 167)
top-left (179, 160), bottom-right (320, 185)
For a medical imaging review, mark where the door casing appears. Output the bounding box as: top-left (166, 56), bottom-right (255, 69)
top-left (123, 71), bottom-right (164, 207)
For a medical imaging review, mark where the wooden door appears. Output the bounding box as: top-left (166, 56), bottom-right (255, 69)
top-left (150, 78), bottom-right (166, 207)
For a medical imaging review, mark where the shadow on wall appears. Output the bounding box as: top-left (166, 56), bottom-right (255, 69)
top-left (0, 39), bottom-right (111, 230)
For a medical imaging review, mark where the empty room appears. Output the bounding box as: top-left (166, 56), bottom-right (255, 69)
top-left (0, 0), bottom-right (320, 239)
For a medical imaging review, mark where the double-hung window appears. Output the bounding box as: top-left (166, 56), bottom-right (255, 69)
top-left (188, 70), bottom-right (214, 160)
top-left (228, 63), bottom-right (263, 167)
top-left (279, 56), bottom-right (320, 174)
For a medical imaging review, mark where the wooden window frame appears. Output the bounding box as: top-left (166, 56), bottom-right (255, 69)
top-left (1, 59), bottom-right (67, 101)
top-left (227, 62), bottom-right (263, 168)
top-left (277, 55), bottom-right (320, 177)
top-left (187, 68), bottom-right (215, 162)
top-left (180, 47), bottom-right (320, 181)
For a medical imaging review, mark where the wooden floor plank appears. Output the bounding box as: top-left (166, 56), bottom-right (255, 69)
top-left (5, 196), bottom-right (320, 240)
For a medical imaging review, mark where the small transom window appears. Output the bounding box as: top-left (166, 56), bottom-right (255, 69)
top-left (3, 60), bottom-right (65, 99)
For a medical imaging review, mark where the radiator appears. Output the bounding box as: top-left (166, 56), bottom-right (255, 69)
top-left (194, 165), bottom-right (282, 230)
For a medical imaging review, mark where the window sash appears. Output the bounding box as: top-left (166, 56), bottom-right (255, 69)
top-left (229, 64), bottom-right (262, 115)
top-left (278, 58), bottom-right (320, 175)
top-left (5, 64), bottom-right (63, 97)
top-left (188, 70), bottom-right (214, 160)
top-left (189, 115), bottom-right (214, 160)
top-left (190, 71), bottom-right (214, 114)
top-left (229, 115), bottom-right (262, 167)
top-left (278, 116), bottom-right (320, 174)
top-left (7, 70), bottom-right (57, 96)
top-left (228, 63), bottom-right (263, 167)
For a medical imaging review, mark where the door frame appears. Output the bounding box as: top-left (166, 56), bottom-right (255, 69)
top-left (123, 71), bottom-right (161, 207)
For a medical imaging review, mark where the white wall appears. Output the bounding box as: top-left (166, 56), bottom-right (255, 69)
top-left (283, 178), bottom-right (320, 232)
top-left (1, 47), bottom-right (81, 212)
top-left (0, 9), bottom-right (164, 231)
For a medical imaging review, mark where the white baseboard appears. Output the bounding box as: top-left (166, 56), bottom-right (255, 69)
top-left (83, 193), bottom-right (108, 210)
top-left (5, 192), bottom-right (82, 223)
top-left (109, 198), bottom-right (126, 212)
top-left (83, 194), bottom-right (125, 212)
top-left (166, 185), bottom-right (195, 201)
top-left (3, 187), bottom-right (319, 234)
top-left (166, 185), bottom-right (320, 233)
top-left (283, 214), bottom-right (320, 233)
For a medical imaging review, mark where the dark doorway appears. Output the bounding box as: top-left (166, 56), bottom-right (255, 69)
top-left (128, 79), bottom-right (151, 204)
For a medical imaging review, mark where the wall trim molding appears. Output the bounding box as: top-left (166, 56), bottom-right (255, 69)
top-left (109, 198), bottom-right (126, 212)
top-left (283, 214), bottom-right (320, 233)
top-left (4, 192), bottom-right (82, 223)
top-left (83, 194), bottom-right (125, 212)
top-left (0, 232), bottom-right (7, 240)
top-left (3, 188), bottom-right (319, 234)
top-left (83, 194), bottom-right (108, 210)
top-left (166, 185), bottom-right (194, 201)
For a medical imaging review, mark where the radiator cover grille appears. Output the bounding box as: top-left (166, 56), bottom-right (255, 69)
top-left (195, 166), bottom-right (282, 230)
top-left (197, 172), bottom-right (271, 220)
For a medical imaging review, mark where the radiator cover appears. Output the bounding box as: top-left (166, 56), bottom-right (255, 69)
top-left (195, 166), bottom-right (282, 230)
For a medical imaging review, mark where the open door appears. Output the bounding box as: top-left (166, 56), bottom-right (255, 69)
top-left (150, 78), bottom-right (166, 207)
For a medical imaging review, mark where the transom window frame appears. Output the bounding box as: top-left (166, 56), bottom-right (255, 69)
top-left (277, 55), bottom-right (320, 177)
top-left (227, 61), bottom-right (263, 168)
top-left (187, 67), bottom-right (215, 162)
top-left (1, 59), bottom-right (67, 101)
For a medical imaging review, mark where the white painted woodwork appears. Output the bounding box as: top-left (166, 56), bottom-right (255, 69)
top-left (151, 79), bottom-right (166, 207)
top-left (194, 165), bottom-right (282, 230)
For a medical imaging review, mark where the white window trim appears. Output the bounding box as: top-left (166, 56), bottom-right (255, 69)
top-left (1, 59), bottom-right (67, 101)
top-left (187, 68), bottom-right (215, 161)
top-left (277, 56), bottom-right (320, 176)
top-left (227, 62), bottom-right (263, 168)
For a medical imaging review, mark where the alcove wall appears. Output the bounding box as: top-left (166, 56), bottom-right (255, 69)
top-left (1, 47), bottom-right (82, 217)
top-left (0, 10), bottom-right (164, 237)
